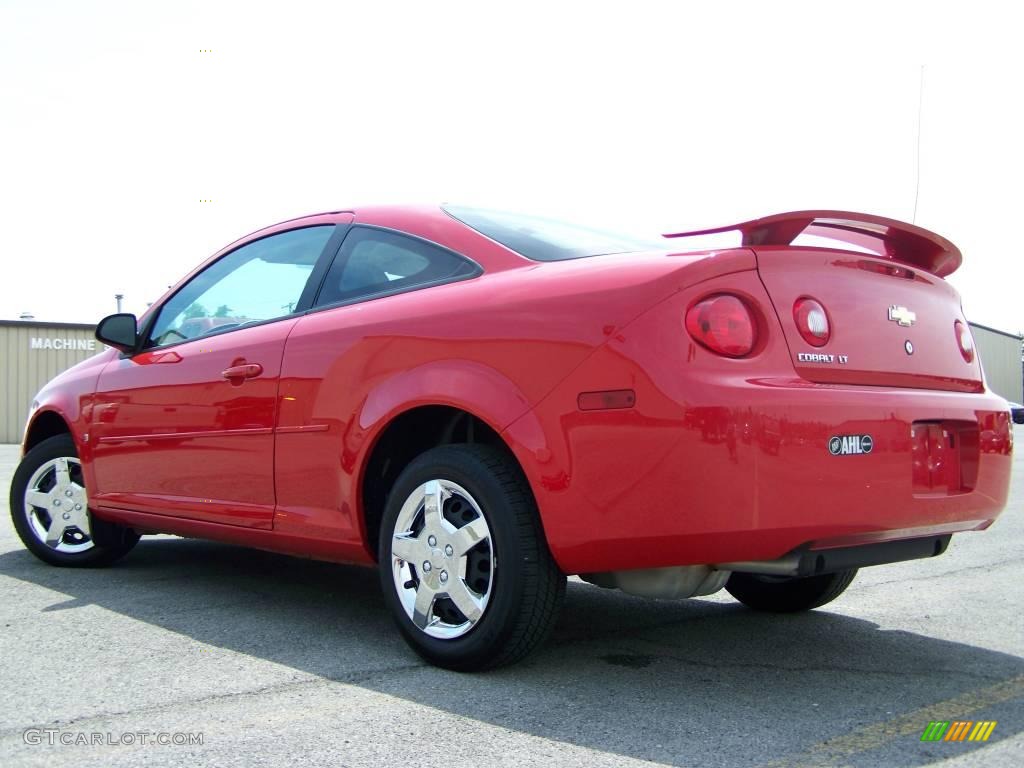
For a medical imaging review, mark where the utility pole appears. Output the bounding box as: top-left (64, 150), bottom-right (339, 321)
top-left (115, 294), bottom-right (124, 313)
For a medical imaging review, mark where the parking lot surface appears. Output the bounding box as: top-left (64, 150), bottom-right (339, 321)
top-left (1, 438), bottom-right (1022, 767)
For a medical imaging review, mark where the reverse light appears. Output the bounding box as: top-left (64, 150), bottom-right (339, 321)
top-left (685, 294), bottom-right (756, 357)
top-left (954, 320), bottom-right (975, 363)
top-left (793, 297), bottom-right (831, 347)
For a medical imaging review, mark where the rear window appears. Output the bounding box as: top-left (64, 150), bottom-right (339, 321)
top-left (315, 226), bottom-right (479, 307)
top-left (443, 205), bottom-right (661, 262)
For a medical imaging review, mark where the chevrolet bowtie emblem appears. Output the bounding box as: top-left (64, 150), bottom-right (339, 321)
top-left (888, 305), bottom-right (916, 327)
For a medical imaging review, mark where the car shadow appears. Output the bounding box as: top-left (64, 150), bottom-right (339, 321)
top-left (1, 537), bottom-right (1021, 766)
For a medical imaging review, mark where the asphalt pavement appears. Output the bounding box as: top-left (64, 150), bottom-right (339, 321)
top-left (1, 436), bottom-right (1021, 767)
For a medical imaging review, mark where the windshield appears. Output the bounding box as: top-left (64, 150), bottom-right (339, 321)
top-left (443, 205), bottom-right (662, 262)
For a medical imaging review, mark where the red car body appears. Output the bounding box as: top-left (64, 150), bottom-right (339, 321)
top-left (23, 206), bottom-right (1012, 577)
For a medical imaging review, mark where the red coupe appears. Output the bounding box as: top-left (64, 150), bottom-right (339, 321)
top-left (10, 205), bottom-right (1011, 670)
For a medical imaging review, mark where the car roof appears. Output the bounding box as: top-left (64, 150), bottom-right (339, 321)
top-left (209, 204), bottom-right (530, 279)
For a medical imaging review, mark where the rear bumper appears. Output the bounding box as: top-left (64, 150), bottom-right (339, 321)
top-left (720, 534), bottom-right (952, 577)
top-left (508, 372), bottom-right (1011, 574)
top-left (503, 271), bottom-right (1012, 575)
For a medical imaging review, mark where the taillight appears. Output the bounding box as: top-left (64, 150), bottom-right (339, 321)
top-left (954, 320), bottom-right (974, 363)
top-left (793, 297), bottom-right (831, 347)
top-left (685, 294), bottom-right (756, 357)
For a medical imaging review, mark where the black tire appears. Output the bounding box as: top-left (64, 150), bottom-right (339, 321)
top-left (726, 569), bottom-right (857, 612)
top-left (10, 434), bottom-right (140, 567)
top-left (378, 444), bottom-right (565, 671)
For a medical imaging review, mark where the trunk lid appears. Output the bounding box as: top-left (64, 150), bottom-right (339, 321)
top-left (755, 247), bottom-right (983, 392)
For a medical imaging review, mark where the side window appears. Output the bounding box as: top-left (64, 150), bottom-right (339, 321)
top-left (147, 226), bottom-right (334, 348)
top-left (315, 227), bottom-right (479, 307)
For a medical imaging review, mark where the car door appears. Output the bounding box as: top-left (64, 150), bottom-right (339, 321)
top-left (272, 225), bottom-right (482, 544)
top-left (88, 221), bottom-right (348, 528)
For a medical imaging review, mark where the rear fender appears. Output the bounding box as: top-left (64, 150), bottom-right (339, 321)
top-left (502, 267), bottom-right (785, 573)
top-left (358, 360), bottom-right (532, 435)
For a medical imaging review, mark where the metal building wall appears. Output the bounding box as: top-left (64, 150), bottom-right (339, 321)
top-left (970, 322), bottom-right (1023, 404)
top-left (0, 321), bottom-right (98, 444)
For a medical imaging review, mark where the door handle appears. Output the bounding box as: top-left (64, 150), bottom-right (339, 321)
top-left (221, 363), bottom-right (263, 382)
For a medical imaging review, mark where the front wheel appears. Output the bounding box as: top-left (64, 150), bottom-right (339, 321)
top-left (10, 434), bottom-right (139, 567)
top-left (726, 569), bottom-right (857, 612)
top-left (379, 444), bottom-right (565, 671)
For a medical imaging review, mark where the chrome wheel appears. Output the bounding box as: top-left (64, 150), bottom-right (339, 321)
top-left (23, 457), bottom-right (93, 554)
top-left (390, 479), bottom-right (494, 639)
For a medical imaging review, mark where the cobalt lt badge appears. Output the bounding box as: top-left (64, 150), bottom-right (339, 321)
top-left (829, 435), bottom-right (874, 456)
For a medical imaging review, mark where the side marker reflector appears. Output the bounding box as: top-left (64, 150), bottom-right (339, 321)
top-left (578, 390), bottom-right (636, 411)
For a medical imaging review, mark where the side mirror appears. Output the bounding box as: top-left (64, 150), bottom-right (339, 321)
top-left (95, 313), bottom-right (139, 353)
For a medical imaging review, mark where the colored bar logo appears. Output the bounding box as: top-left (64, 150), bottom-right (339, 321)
top-left (921, 721), bottom-right (997, 742)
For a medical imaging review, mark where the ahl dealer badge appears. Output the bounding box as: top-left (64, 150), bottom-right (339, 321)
top-left (829, 434), bottom-right (874, 456)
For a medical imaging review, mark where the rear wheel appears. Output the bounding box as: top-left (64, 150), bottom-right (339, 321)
top-left (10, 434), bottom-right (139, 567)
top-left (379, 444), bottom-right (565, 671)
top-left (726, 569), bottom-right (857, 612)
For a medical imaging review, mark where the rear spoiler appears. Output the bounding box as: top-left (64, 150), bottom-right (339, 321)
top-left (663, 210), bottom-right (962, 277)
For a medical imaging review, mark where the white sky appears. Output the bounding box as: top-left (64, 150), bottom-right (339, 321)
top-left (1, 0), bottom-right (1021, 333)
